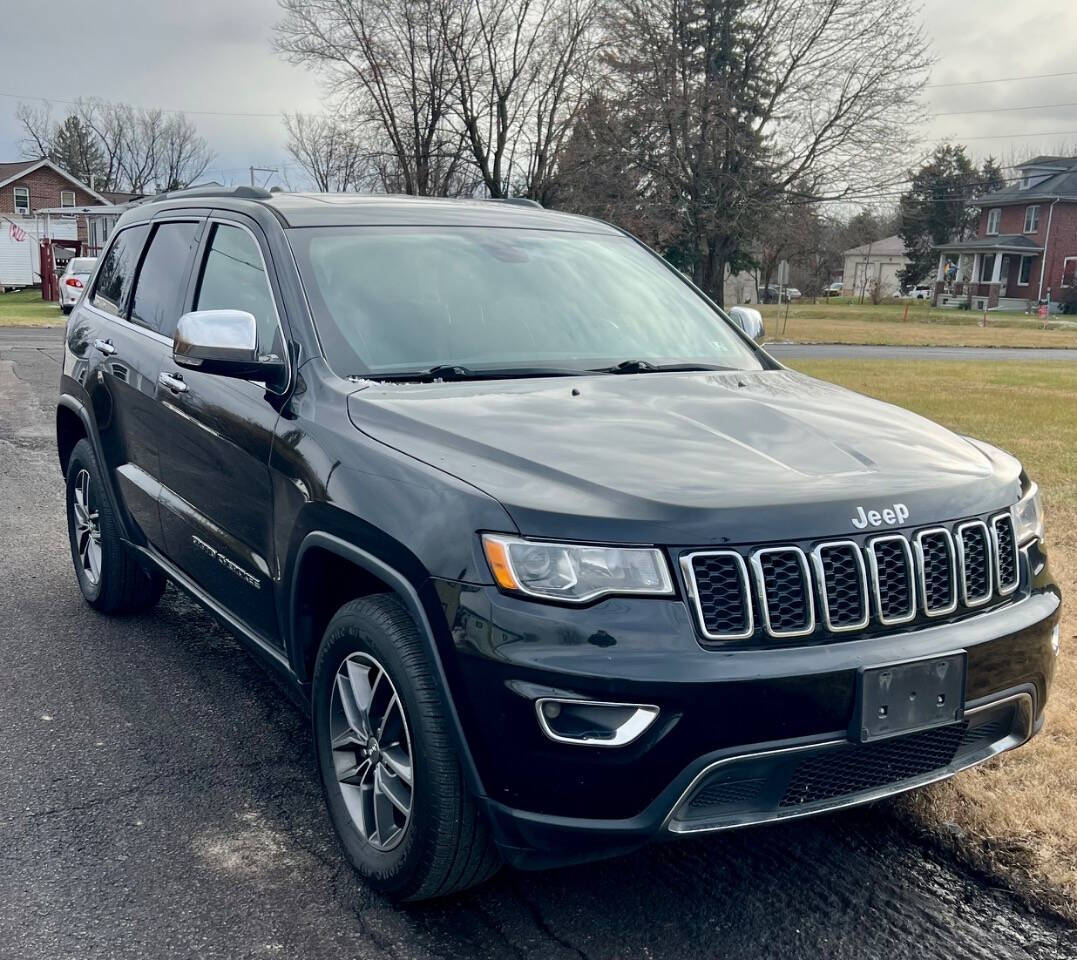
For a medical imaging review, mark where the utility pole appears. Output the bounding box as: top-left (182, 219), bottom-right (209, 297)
top-left (249, 166), bottom-right (278, 188)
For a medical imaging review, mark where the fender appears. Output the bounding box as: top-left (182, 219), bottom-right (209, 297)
top-left (289, 530), bottom-right (487, 799)
top-left (56, 392), bottom-right (134, 543)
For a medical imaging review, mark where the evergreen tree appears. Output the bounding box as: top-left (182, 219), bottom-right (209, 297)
top-left (50, 115), bottom-right (107, 190)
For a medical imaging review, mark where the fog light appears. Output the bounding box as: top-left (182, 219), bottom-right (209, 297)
top-left (535, 698), bottom-right (659, 747)
top-left (1051, 624), bottom-right (1061, 656)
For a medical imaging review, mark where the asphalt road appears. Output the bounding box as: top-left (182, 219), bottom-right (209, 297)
top-left (2, 327), bottom-right (1076, 960)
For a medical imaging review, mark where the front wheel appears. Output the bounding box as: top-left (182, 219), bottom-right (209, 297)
top-left (312, 595), bottom-right (500, 900)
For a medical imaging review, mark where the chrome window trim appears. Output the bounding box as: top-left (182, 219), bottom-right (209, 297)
top-left (534, 698), bottom-right (660, 748)
top-left (810, 540), bottom-right (869, 633)
top-left (199, 217), bottom-right (293, 397)
top-left (913, 527), bottom-right (959, 617)
top-left (680, 550), bottom-right (754, 641)
top-left (990, 513), bottom-right (1020, 596)
top-left (956, 520), bottom-right (994, 608)
top-left (865, 534), bottom-right (917, 625)
top-left (750, 546), bottom-right (815, 639)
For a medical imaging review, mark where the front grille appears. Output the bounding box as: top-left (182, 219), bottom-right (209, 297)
top-left (753, 548), bottom-right (814, 637)
top-left (992, 514), bottom-right (1019, 594)
top-left (957, 521), bottom-right (992, 606)
top-left (780, 724), bottom-right (965, 807)
top-left (682, 510), bottom-right (1020, 643)
top-left (688, 777), bottom-right (765, 809)
top-left (916, 529), bottom-right (957, 616)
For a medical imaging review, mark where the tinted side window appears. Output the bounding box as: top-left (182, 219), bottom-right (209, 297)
top-left (129, 221), bottom-right (200, 338)
top-left (90, 225), bottom-right (149, 317)
top-left (195, 224), bottom-right (280, 353)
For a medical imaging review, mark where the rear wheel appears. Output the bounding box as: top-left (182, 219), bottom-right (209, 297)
top-left (312, 595), bottom-right (500, 900)
top-left (65, 438), bottom-right (165, 614)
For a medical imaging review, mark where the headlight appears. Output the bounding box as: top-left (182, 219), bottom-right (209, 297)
top-left (1013, 482), bottom-right (1044, 545)
top-left (481, 534), bottom-right (673, 603)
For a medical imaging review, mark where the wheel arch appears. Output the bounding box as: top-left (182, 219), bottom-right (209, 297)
top-left (56, 396), bottom-right (89, 476)
top-left (288, 530), bottom-right (487, 798)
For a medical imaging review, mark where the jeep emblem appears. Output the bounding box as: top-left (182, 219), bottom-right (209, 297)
top-left (851, 503), bottom-right (909, 529)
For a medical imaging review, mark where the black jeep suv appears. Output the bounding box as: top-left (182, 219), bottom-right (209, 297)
top-left (57, 187), bottom-right (1060, 901)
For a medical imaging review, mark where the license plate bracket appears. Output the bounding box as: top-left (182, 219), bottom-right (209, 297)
top-left (854, 652), bottom-right (966, 743)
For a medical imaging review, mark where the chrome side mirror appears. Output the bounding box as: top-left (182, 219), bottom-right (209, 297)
top-left (172, 309), bottom-right (284, 387)
top-left (728, 306), bottom-right (765, 344)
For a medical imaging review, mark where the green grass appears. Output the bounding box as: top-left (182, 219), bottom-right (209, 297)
top-left (0, 288), bottom-right (66, 326)
top-left (759, 300), bottom-right (1077, 349)
top-left (788, 357), bottom-right (1077, 914)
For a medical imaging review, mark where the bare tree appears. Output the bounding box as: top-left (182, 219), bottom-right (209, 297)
top-left (157, 114), bottom-right (213, 191)
top-left (18, 98), bottom-right (213, 193)
top-left (276, 0), bottom-right (468, 196)
top-left (440, 0), bottom-right (603, 199)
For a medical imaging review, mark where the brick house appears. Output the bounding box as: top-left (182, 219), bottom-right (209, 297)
top-left (0, 158), bottom-right (109, 287)
top-left (933, 156), bottom-right (1077, 312)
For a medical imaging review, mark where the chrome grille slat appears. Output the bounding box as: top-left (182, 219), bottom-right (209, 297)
top-left (682, 550), bottom-right (754, 641)
top-left (751, 547), bottom-right (815, 639)
top-left (914, 528), bottom-right (958, 617)
top-left (991, 513), bottom-right (1019, 595)
top-left (956, 520), bottom-right (993, 607)
top-left (811, 541), bottom-right (869, 632)
top-left (867, 535), bottom-right (917, 625)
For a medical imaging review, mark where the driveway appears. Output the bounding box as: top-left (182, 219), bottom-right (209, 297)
top-left (1, 331), bottom-right (1075, 959)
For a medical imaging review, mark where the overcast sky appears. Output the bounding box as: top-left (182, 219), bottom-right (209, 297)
top-left (1, 0), bottom-right (1076, 191)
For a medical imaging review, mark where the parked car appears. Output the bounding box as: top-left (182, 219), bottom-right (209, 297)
top-left (58, 257), bottom-right (97, 314)
top-left (759, 284), bottom-right (791, 303)
top-left (57, 187), bottom-right (1059, 901)
top-left (897, 284), bottom-right (933, 300)
top-left (824, 282), bottom-right (844, 298)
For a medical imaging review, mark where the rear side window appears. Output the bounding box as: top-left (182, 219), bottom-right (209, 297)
top-left (195, 223), bottom-right (280, 353)
top-left (90, 225), bottom-right (149, 317)
top-left (129, 221), bottom-right (200, 338)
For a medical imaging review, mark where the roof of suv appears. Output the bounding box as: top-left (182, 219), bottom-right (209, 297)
top-left (136, 189), bottom-right (621, 234)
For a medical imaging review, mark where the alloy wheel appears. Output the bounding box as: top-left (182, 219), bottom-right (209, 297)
top-left (329, 651), bottom-right (414, 851)
top-left (73, 468), bottom-right (102, 586)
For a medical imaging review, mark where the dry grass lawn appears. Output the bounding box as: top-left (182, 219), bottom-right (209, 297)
top-left (761, 300), bottom-right (1077, 349)
top-left (0, 288), bottom-right (66, 326)
top-left (790, 357), bottom-right (1077, 916)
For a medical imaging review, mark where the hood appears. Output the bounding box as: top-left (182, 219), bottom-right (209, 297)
top-left (346, 369), bottom-right (1021, 545)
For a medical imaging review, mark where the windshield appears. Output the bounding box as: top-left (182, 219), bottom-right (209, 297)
top-left (290, 226), bottom-right (763, 379)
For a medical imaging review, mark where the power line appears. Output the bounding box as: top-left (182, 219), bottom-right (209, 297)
top-left (0, 90), bottom-right (286, 120)
top-left (926, 70), bottom-right (1077, 90)
top-left (929, 130), bottom-right (1077, 141)
top-left (933, 101), bottom-right (1077, 119)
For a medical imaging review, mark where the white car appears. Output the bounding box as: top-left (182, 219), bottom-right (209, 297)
top-left (59, 257), bottom-right (97, 314)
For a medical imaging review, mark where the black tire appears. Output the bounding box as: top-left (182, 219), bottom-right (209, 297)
top-left (312, 595), bottom-right (501, 901)
top-left (65, 438), bottom-right (166, 614)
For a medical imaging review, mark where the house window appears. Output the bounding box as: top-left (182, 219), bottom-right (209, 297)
top-left (13, 185), bottom-right (29, 215)
top-left (1063, 257), bottom-right (1077, 288)
top-left (1018, 255), bottom-right (1033, 286)
top-left (60, 190), bottom-right (75, 208)
top-left (980, 254), bottom-right (996, 282)
top-left (1023, 205), bottom-right (1040, 233)
top-left (986, 208), bottom-right (1001, 235)
top-left (1019, 173), bottom-right (1030, 190)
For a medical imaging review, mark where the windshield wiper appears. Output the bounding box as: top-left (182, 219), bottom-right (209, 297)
top-left (358, 364), bottom-right (589, 383)
top-left (594, 360), bottom-right (737, 374)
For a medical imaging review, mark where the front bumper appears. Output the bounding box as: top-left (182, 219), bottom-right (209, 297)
top-left (431, 545), bottom-right (1059, 869)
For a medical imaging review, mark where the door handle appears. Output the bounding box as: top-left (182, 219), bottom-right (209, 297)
top-left (92, 339), bottom-right (116, 356)
top-left (158, 372), bottom-right (189, 394)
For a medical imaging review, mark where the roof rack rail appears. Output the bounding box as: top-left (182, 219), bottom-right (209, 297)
top-left (487, 197), bottom-right (543, 209)
top-left (150, 185), bottom-right (274, 203)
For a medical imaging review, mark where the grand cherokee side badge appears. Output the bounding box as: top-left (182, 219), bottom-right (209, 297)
top-left (192, 535), bottom-right (261, 588)
top-left (851, 503), bottom-right (910, 529)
